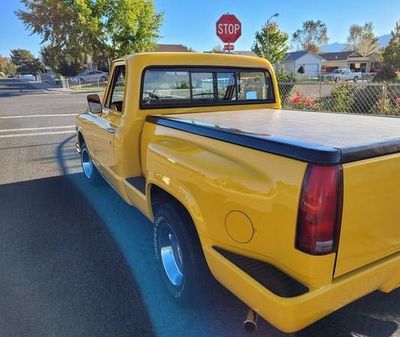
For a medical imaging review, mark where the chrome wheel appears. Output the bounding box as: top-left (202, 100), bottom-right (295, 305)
top-left (81, 148), bottom-right (93, 179)
top-left (159, 225), bottom-right (184, 286)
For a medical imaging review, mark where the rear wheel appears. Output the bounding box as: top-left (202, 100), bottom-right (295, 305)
top-left (80, 143), bottom-right (101, 184)
top-left (153, 202), bottom-right (211, 303)
top-left (353, 76), bottom-right (359, 82)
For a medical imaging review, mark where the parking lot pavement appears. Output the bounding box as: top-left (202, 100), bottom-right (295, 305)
top-left (0, 78), bottom-right (399, 337)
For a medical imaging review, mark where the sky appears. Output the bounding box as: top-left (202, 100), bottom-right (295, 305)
top-left (1, 0), bottom-right (400, 57)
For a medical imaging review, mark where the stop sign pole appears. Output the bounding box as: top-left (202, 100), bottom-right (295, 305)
top-left (216, 14), bottom-right (241, 53)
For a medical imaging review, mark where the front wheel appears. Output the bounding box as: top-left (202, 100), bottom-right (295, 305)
top-left (153, 203), bottom-right (211, 303)
top-left (80, 143), bottom-right (102, 184)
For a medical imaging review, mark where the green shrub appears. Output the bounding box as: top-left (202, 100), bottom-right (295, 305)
top-left (329, 83), bottom-right (356, 112)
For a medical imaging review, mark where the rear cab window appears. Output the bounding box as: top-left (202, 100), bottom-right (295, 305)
top-left (141, 67), bottom-right (274, 108)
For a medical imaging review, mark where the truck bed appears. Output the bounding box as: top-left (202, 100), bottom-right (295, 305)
top-left (147, 109), bottom-right (400, 164)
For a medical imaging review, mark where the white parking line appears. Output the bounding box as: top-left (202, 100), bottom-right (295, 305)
top-left (0, 125), bottom-right (75, 133)
top-left (0, 130), bottom-right (76, 139)
top-left (0, 113), bottom-right (78, 119)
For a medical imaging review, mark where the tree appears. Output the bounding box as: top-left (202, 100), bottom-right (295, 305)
top-left (345, 22), bottom-right (379, 56)
top-left (0, 56), bottom-right (17, 75)
top-left (40, 45), bottom-right (85, 77)
top-left (383, 21), bottom-right (400, 68)
top-left (16, 0), bottom-right (163, 73)
top-left (292, 20), bottom-right (328, 52)
top-left (252, 22), bottom-right (289, 64)
top-left (10, 49), bottom-right (44, 74)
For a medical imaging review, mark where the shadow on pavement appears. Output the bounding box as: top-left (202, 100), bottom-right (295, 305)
top-left (0, 174), bottom-right (155, 337)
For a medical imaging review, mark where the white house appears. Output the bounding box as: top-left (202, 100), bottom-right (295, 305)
top-left (279, 51), bottom-right (325, 77)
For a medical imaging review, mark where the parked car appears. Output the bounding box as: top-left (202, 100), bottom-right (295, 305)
top-left (72, 70), bottom-right (108, 84)
top-left (76, 53), bottom-right (400, 334)
top-left (326, 68), bottom-right (361, 82)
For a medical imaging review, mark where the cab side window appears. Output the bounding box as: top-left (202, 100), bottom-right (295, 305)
top-left (107, 65), bottom-right (126, 113)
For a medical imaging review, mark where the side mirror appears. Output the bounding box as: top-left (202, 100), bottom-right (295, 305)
top-left (87, 94), bottom-right (102, 114)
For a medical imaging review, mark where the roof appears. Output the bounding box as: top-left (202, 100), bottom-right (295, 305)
top-left (123, 52), bottom-right (272, 71)
top-left (319, 51), bottom-right (362, 61)
top-left (284, 51), bottom-right (324, 61)
top-left (284, 51), bottom-right (308, 61)
top-left (154, 44), bottom-right (189, 52)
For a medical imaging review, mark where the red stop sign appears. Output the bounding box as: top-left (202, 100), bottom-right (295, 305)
top-left (216, 14), bottom-right (241, 43)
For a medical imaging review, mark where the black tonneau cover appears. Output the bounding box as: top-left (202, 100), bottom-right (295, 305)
top-left (146, 109), bottom-right (400, 164)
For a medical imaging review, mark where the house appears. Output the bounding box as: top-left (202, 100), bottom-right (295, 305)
top-left (319, 51), bottom-right (380, 73)
top-left (279, 51), bottom-right (325, 77)
top-left (154, 44), bottom-right (189, 52)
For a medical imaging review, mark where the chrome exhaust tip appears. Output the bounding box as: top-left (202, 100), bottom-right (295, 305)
top-left (243, 309), bottom-right (258, 333)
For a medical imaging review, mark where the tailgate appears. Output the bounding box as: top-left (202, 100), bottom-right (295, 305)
top-left (335, 154), bottom-right (400, 277)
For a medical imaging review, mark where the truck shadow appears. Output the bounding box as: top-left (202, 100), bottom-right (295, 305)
top-left (0, 175), bottom-right (155, 337)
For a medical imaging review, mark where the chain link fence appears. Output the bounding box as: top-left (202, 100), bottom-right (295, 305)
top-left (278, 79), bottom-right (400, 116)
top-left (39, 73), bottom-right (108, 92)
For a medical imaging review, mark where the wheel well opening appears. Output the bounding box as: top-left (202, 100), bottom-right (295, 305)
top-left (78, 132), bottom-right (84, 147)
top-left (150, 185), bottom-right (180, 215)
top-left (150, 185), bottom-right (200, 238)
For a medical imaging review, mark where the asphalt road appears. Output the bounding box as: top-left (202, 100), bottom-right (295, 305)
top-left (0, 78), bottom-right (399, 337)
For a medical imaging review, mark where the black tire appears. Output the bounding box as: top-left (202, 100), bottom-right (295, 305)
top-left (79, 78), bottom-right (85, 84)
top-left (80, 142), bottom-right (102, 185)
top-left (100, 76), bottom-right (107, 82)
top-left (353, 76), bottom-right (359, 82)
top-left (335, 77), bottom-right (340, 83)
top-left (153, 202), bottom-right (211, 303)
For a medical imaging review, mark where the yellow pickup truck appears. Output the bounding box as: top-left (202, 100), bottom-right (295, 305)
top-left (75, 52), bottom-right (400, 333)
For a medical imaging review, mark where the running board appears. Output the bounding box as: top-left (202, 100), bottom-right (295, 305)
top-left (126, 176), bottom-right (146, 195)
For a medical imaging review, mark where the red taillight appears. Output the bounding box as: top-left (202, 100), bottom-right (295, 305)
top-left (296, 164), bottom-right (343, 255)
